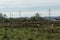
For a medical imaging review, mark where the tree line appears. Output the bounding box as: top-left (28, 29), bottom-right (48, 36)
top-left (0, 13), bottom-right (60, 27)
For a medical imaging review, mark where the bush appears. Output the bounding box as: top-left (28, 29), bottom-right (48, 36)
top-left (28, 38), bottom-right (33, 40)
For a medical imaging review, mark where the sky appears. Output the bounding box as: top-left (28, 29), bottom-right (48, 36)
top-left (0, 0), bottom-right (60, 17)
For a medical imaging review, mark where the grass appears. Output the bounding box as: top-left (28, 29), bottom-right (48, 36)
top-left (0, 26), bottom-right (60, 40)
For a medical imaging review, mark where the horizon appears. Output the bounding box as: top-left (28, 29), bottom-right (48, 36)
top-left (1, 11), bottom-right (60, 18)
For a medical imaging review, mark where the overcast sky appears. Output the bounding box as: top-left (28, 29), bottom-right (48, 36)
top-left (0, 0), bottom-right (60, 17)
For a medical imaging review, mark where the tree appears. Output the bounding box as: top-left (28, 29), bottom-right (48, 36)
top-left (3, 14), bottom-right (7, 18)
top-left (0, 13), bottom-right (5, 21)
top-left (34, 12), bottom-right (40, 20)
top-left (35, 12), bottom-right (40, 18)
top-left (0, 13), bottom-right (3, 18)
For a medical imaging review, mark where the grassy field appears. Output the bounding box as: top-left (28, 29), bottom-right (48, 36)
top-left (0, 26), bottom-right (60, 40)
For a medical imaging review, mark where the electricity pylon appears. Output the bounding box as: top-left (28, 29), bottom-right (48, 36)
top-left (19, 11), bottom-right (21, 18)
top-left (49, 8), bottom-right (51, 21)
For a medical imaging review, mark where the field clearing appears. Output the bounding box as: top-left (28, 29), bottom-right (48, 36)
top-left (0, 26), bottom-right (60, 40)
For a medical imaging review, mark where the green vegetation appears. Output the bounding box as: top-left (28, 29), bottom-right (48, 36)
top-left (0, 26), bottom-right (59, 40)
